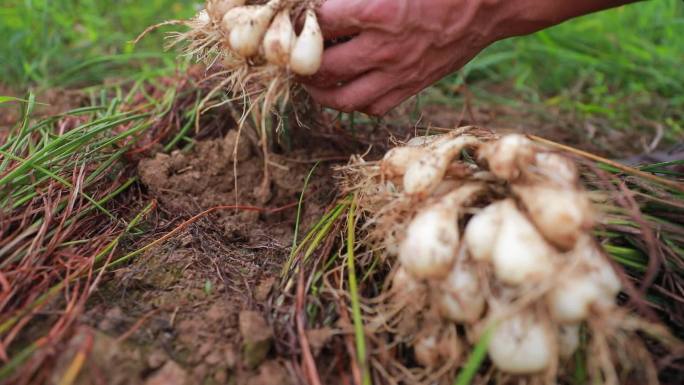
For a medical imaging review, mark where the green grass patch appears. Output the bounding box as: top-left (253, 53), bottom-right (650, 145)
top-left (0, 0), bottom-right (197, 89)
top-left (438, 0), bottom-right (684, 141)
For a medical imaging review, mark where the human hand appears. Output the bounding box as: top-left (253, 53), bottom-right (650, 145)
top-left (302, 0), bottom-right (502, 116)
top-left (303, 0), bottom-right (636, 116)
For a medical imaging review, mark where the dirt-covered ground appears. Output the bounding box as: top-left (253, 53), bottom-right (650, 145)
top-left (45, 121), bottom-right (362, 384)
top-left (36, 93), bottom-right (681, 385)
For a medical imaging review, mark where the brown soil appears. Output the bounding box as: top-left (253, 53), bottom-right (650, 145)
top-left (39, 88), bottom-right (677, 384)
top-left (374, 85), bottom-right (672, 159)
top-left (58, 127), bottom-right (350, 385)
top-left (415, 100), bottom-right (646, 158)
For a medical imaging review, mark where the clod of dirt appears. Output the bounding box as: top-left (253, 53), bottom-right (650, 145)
top-left (144, 360), bottom-right (188, 385)
top-left (254, 276), bottom-right (276, 302)
top-left (51, 327), bottom-right (146, 385)
top-left (146, 350), bottom-right (169, 370)
top-left (97, 306), bottom-right (127, 333)
top-left (239, 311), bottom-right (274, 369)
top-left (306, 327), bottom-right (336, 357)
top-left (136, 128), bottom-right (331, 221)
top-left (245, 360), bottom-right (292, 385)
top-left (223, 129), bottom-right (252, 162)
top-left (137, 131), bottom-right (263, 213)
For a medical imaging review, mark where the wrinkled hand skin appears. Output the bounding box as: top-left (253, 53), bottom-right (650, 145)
top-left (302, 0), bottom-right (504, 116)
top-left (303, 0), bottom-right (635, 116)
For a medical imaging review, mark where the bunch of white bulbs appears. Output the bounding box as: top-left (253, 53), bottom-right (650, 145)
top-left (198, 0), bottom-right (323, 75)
top-left (360, 131), bottom-right (624, 375)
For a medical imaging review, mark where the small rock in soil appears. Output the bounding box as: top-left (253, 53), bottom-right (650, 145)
top-left (222, 130), bottom-right (252, 162)
top-left (145, 360), bottom-right (188, 385)
top-left (98, 306), bottom-right (126, 333)
top-left (306, 327), bottom-right (336, 357)
top-left (146, 350), bottom-right (168, 370)
top-left (245, 360), bottom-right (292, 385)
top-left (239, 311), bottom-right (273, 369)
top-left (254, 276), bottom-right (276, 302)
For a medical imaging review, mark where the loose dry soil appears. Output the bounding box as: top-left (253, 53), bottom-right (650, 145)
top-left (54, 125), bottom-right (357, 385)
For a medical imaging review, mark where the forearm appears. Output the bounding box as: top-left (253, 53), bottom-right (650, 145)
top-left (482, 0), bottom-right (640, 41)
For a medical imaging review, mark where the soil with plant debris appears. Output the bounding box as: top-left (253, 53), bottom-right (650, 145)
top-left (24, 92), bottom-right (681, 385)
top-left (47, 127), bottom-right (353, 385)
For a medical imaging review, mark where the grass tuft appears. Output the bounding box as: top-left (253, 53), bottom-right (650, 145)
top-left (0, 0), bottom-right (197, 89)
top-left (0, 71), bottom-right (235, 381)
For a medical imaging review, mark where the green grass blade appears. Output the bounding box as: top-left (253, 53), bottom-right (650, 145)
top-left (281, 199), bottom-right (349, 277)
top-left (0, 341), bottom-right (39, 381)
top-left (346, 194), bottom-right (372, 385)
top-left (453, 325), bottom-right (494, 385)
top-left (291, 162), bottom-right (320, 251)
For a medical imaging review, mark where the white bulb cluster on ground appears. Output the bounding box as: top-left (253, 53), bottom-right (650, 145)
top-left (339, 127), bottom-right (653, 382)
